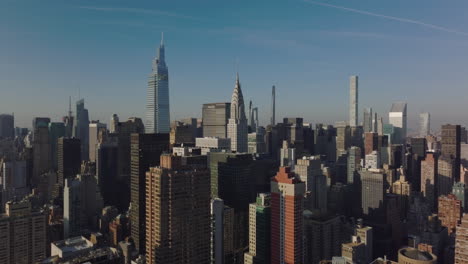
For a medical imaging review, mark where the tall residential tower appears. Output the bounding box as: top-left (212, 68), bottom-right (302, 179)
top-left (349, 76), bottom-right (358, 127)
top-left (146, 34), bottom-right (170, 133)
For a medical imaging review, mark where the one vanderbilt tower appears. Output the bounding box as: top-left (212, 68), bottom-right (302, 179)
top-left (146, 34), bottom-right (170, 133)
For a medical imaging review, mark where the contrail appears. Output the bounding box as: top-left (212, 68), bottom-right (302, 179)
top-left (303, 0), bottom-right (468, 36)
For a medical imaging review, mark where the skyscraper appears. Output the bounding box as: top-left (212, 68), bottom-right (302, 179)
top-left (271, 167), bottom-right (305, 264)
top-left (441, 124), bottom-right (461, 180)
top-left (421, 152), bottom-right (438, 210)
top-left (271, 85), bottom-right (276, 126)
top-left (146, 35), bottom-right (170, 134)
top-left (227, 73), bottom-right (248, 153)
top-left (73, 99), bottom-right (89, 160)
top-left (57, 137), bottom-right (81, 187)
top-left (63, 96), bottom-right (74, 138)
top-left (130, 133), bottom-right (169, 254)
top-left (88, 121), bottom-right (106, 162)
top-left (202, 103), bottom-right (231, 138)
top-left (419, 112), bottom-right (430, 137)
top-left (363, 108), bottom-right (372, 133)
top-left (244, 193), bottom-right (271, 264)
top-left (145, 154), bottom-right (210, 264)
top-left (455, 214), bottom-right (468, 263)
top-left (349, 75), bottom-right (358, 127)
top-left (389, 102), bottom-right (407, 144)
top-left (0, 114), bottom-right (14, 139)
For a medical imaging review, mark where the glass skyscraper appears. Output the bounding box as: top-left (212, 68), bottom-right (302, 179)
top-left (146, 35), bottom-right (170, 133)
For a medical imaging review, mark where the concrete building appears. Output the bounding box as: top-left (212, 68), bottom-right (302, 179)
top-left (48, 122), bottom-right (65, 170)
top-left (88, 121), bottom-right (106, 162)
top-left (303, 211), bottom-right (342, 264)
top-left (295, 156), bottom-right (327, 212)
top-left (360, 169), bottom-right (388, 217)
top-left (389, 102), bottom-right (407, 144)
top-left (365, 151), bottom-right (381, 170)
top-left (271, 167), bottom-right (305, 264)
top-left (392, 169), bottom-right (412, 219)
top-left (365, 132), bottom-right (378, 155)
top-left (363, 108), bottom-right (373, 133)
top-left (455, 214), bottom-right (468, 264)
top-left (438, 194), bottom-right (462, 234)
top-left (244, 193), bottom-right (271, 264)
top-left (419, 113), bottom-right (430, 138)
top-left (441, 124), bottom-right (461, 181)
top-left (347, 146), bottom-right (361, 184)
top-left (32, 124), bottom-right (51, 186)
top-left (438, 156), bottom-right (456, 196)
top-left (349, 75), bottom-right (358, 127)
top-left (63, 173), bottom-right (103, 238)
top-left (421, 152), bottom-right (438, 210)
top-left (50, 236), bottom-right (94, 259)
top-left (202, 103), bottom-right (231, 138)
top-left (280, 140), bottom-right (296, 170)
top-left (129, 133), bottom-right (169, 254)
top-left (169, 121), bottom-right (195, 147)
top-left (248, 131), bottom-right (266, 154)
top-left (336, 122), bottom-right (350, 158)
top-left (96, 139), bottom-right (120, 209)
top-left (227, 73), bottom-right (248, 153)
top-left (0, 199), bottom-right (47, 264)
top-left (146, 35), bottom-right (170, 134)
top-left (57, 137), bottom-right (81, 187)
top-left (0, 159), bottom-right (29, 210)
top-left (283, 118), bottom-right (305, 155)
top-left (145, 154), bottom-right (211, 264)
top-left (211, 198), bottom-right (235, 264)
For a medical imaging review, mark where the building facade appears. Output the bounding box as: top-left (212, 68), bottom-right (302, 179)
top-left (349, 75), bottom-right (358, 127)
top-left (227, 74), bottom-right (248, 153)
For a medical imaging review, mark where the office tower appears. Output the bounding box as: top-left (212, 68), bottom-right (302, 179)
top-left (364, 132), bottom-right (378, 155)
top-left (455, 214), bottom-right (468, 263)
top-left (113, 117), bottom-right (145, 178)
top-left (88, 121), bottom-right (106, 162)
top-left (63, 97), bottom-right (74, 138)
top-left (392, 169), bottom-right (411, 219)
top-left (146, 35), bottom-right (170, 133)
top-left (110, 114), bottom-right (119, 133)
top-left (169, 121), bottom-right (195, 146)
top-left (48, 122), bottom-right (65, 170)
top-left (280, 140), bottom-right (296, 169)
top-left (73, 98), bottom-right (89, 160)
top-left (420, 113), bottom-right (430, 137)
top-left (441, 124), bottom-right (461, 181)
top-left (365, 151), bottom-right (381, 169)
top-left (438, 194), bottom-right (462, 234)
top-left (355, 221), bottom-right (373, 263)
top-left (202, 103), bottom-right (231, 138)
top-left (373, 112), bottom-right (378, 133)
top-left (130, 133), bottom-right (169, 254)
top-left (363, 108), bottom-right (373, 133)
top-left (283, 118), bottom-right (305, 155)
top-left (209, 152), bottom-right (254, 255)
top-left (271, 85), bottom-right (276, 126)
top-left (211, 198), bottom-right (235, 264)
top-left (145, 154), bottom-right (210, 264)
top-left (96, 139), bottom-right (119, 208)
top-left (295, 156), bottom-right (327, 212)
top-left (462, 127), bottom-right (468, 144)
top-left (0, 199), bottom-right (46, 264)
top-left (32, 124), bottom-right (51, 186)
top-left (244, 193), bottom-right (271, 264)
top-left (248, 131), bottom-right (266, 154)
top-left (360, 169), bottom-right (387, 217)
top-left (349, 75), bottom-right (358, 127)
top-left (57, 137), bottom-right (81, 187)
top-left (335, 122), bottom-right (350, 158)
top-left (377, 117), bottom-right (383, 136)
top-left (421, 152), bottom-right (438, 209)
top-left (303, 211), bottom-right (342, 264)
top-left (227, 73), bottom-right (248, 153)
top-left (438, 156), bottom-right (456, 196)
top-left (341, 240), bottom-right (366, 264)
top-left (271, 167), bottom-right (305, 264)
top-left (398, 248), bottom-right (437, 264)
top-left (0, 159), bottom-right (28, 209)
top-left (63, 173), bottom-right (103, 238)
top-left (109, 214), bottom-right (130, 247)
top-left (347, 146), bottom-right (361, 184)
top-left (195, 137), bottom-right (231, 155)
top-left (389, 102), bottom-right (407, 144)
top-left (0, 114), bottom-right (14, 139)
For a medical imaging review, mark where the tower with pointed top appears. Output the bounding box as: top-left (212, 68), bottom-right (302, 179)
top-left (227, 73), bottom-right (248, 153)
top-left (146, 34), bottom-right (170, 133)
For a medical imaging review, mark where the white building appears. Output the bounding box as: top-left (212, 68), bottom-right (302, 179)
top-left (196, 137), bottom-right (231, 155)
top-left (365, 151), bottom-right (381, 169)
top-left (389, 102), bottom-right (407, 144)
top-left (227, 73), bottom-right (248, 153)
top-left (419, 112), bottom-right (430, 137)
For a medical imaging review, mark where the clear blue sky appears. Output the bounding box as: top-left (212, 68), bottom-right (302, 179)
top-left (2, 0), bottom-right (468, 131)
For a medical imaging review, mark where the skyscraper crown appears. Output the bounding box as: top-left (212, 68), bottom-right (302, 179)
top-left (230, 73), bottom-right (246, 121)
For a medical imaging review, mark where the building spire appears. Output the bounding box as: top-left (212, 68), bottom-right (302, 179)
top-left (161, 32), bottom-right (164, 47)
top-left (68, 96), bottom-right (72, 117)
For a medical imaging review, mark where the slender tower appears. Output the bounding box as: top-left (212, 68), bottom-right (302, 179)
top-left (349, 76), bottom-right (358, 127)
top-left (227, 73), bottom-right (248, 153)
top-left (146, 33), bottom-right (170, 133)
top-left (271, 85), bottom-right (276, 126)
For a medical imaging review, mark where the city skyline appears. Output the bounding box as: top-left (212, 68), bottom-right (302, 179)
top-left (2, 0), bottom-right (468, 130)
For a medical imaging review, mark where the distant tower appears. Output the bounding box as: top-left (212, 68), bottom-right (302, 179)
top-left (363, 108), bottom-right (372, 133)
top-left (110, 114), bottom-right (119, 133)
top-left (63, 96), bottom-right (74, 138)
top-left (73, 99), bottom-right (89, 160)
top-left (227, 73), bottom-right (248, 153)
top-left (420, 113), bottom-right (430, 137)
top-left (271, 85), bottom-right (276, 126)
top-left (349, 76), bottom-right (358, 127)
top-left (146, 33), bottom-right (170, 133)
top-left (389, 102), bottom-right (407, 144)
